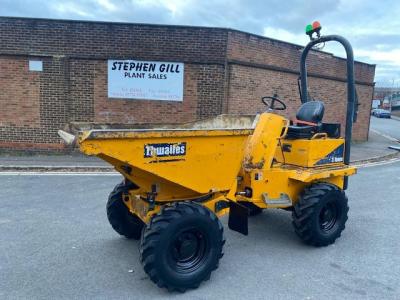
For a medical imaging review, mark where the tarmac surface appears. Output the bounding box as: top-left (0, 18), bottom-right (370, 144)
top-left (370, 115), bottom-right (400, 141)
top-left (0, 116), bottom-right (400, 299)
top-left (0, 161), bottom-right (399, 299)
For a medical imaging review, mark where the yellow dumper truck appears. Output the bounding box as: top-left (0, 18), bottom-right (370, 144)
top-left (59, 23), bottom-right (358, 292)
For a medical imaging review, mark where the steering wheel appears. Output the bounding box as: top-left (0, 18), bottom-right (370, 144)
top-left (261, 95), bottom-right (287, 111)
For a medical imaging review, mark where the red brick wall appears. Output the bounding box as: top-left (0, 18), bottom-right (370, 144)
top-left (0, 56), bottom-right (69, 150)
top-left (0, 57), bottom-right (41, 128)
top-left (227, 65), bottom-right (373, 141)
top-left (227, 31), bottom-right (375, 84)
top-left (0, 17), bottom-right (375, 151)
top-left (0, 18), bottom-right (227, 62)
top-left (67, 60), bottom-right (226, 125)
top-left (0, 17), bottom-right (228, 151)
top-left (93, 62), bottom-right (214, 124)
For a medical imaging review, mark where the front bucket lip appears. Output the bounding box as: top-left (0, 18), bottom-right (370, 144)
top-left (58, 130), bottom-right (76, 146)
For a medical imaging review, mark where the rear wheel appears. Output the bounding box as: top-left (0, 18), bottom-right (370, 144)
top-left (140, 202), bottom-right (225, 292)
top-left (292, 183), bottom-right (348, 247)
top-left (106, 182), bottom-right (144, 239)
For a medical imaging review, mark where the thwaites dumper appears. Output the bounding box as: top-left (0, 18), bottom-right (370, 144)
top-left (59, 23), bottom-right (358, 292)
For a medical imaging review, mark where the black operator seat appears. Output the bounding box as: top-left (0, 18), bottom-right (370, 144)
top-left (286, 101), bottom-right (325, 139)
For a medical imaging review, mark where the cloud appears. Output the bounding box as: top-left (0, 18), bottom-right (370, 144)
top-left (96, 0), bottom-right (118, 12)
top-left (51, 2), bottom-right (95, 18)
top-left (1, 0), bottom-right (399, 85)
top-left (263, 27), bottom-right (307, 45)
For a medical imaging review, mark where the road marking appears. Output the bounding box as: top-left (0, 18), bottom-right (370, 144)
top-left (354, 156), bottom-right (400, 168)
top-left (0, 171), bottom-right (120, 176)
top-left (370, 129), bottom-right (399, 142)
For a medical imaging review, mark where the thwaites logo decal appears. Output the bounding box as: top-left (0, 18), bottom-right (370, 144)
top-left (315, 144), bottom-right (344, 165)
top-left (144, 142), bottom-right (186, 158)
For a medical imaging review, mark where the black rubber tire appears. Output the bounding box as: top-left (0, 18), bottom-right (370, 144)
top-left (140, 202), bottom-right (225, 292)
top-left (292, 183), bottom-right (349, 247)
top-left (106, 182), bottom-right (144, 239)
top-left (238, 201), bottom-right (263, 216)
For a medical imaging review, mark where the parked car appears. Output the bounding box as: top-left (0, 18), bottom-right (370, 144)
top-left (372, 109), bottom-right (391, 118)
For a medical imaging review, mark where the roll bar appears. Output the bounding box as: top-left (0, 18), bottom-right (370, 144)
top-left (299, 35), bottom-right (356, 189)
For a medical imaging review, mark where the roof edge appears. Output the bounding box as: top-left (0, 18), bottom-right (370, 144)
top-left (0, 16), bottom-right (376, 67)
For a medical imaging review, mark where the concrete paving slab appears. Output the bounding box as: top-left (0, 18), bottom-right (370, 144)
top-left (0, 153), bottom-right (108, 168)
top-left (350, 130), bottom-right (399, 162)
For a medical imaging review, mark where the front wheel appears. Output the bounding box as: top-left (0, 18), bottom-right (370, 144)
top-left (140, 202), bottom-right (225, 292)
top-left (292, 183), bottom-right (349, 247)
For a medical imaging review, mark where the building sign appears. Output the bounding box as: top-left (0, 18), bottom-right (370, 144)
top-left (108, 60), bottom-right (184, 101)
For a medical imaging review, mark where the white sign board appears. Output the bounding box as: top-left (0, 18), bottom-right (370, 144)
top-left (108, 60), bottom-right (184, 101)
top-left (372, 99), bottom-right (380, 109)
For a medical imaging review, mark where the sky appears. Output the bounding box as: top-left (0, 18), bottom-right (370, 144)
top-left (1, 0), bottom-right (399, 87)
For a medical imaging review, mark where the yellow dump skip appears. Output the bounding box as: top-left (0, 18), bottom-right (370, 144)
top-left (79, 128), bottom-right (253, 196)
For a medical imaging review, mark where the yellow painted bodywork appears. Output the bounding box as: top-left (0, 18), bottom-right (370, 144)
top-left (80, 129), bottom-right (251, 198)
top-left (275, 138), bottom-right (345, 167)
top-left (77, 112), bottom-right (356, 223)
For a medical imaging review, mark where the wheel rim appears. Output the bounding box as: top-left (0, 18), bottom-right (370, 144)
top-left (319, 201), bottom-right (338, 232)
top-left (168, 228), bottom-right (208, 274)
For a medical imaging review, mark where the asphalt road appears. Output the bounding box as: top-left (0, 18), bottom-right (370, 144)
top-left (1, 162), bottom-right (399, 300)
top-left (370, 116), bottom-right (400, 141)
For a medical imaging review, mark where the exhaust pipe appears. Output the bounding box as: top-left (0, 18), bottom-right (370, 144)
top-left (58, 130), bottom-right (76, 146)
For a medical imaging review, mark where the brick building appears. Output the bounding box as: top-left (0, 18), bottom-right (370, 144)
top-left (374, 87), bottom-right (400, 100)
top-left (0, 17), bottom-right (375, 151)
